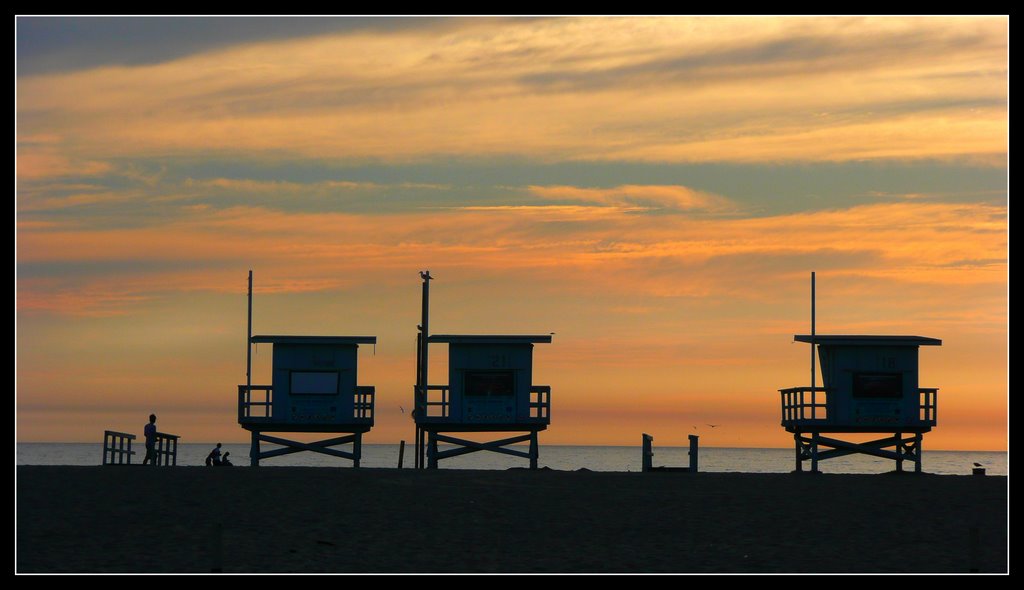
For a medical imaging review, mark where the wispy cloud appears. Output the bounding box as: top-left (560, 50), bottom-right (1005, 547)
top-left (528, 184), bottom-right (736, 213)
top-left (16, 151), bottom-right (113, 181)
top-left (16, 199), bottom-right (1006, 316)
top-left (16, 16), bottom-right (460, 76)
top-left (16, 17), bottom-right (1007, 165)
top-left (439, 205), bottom-right (650, 218)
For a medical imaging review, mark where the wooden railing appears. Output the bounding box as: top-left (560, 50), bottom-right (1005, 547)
top-left (781, 387), bottom-right (940, 426)
top-left (529, 385), bottom-right (551, 421)
top-left (153, 432), bottom-right (180, 466)
top-left (102, 430), bottom-right (136, 465)
top-left (239, 384), bottom-right (376, 422)
top-left (105, 430), bottom-right (179, 466)
top-left (415, 384), bottom-right (552, 422)
top-left (417, 384), bottom-right (450, 419)
top-left (779, 387), bottom-right (830, 423)
top-left (238, 384), bottom-right (273, 423)
top-left (354, 386), bottom-right (375, 420)
top-left (919, 388), bottom-right (938, 425)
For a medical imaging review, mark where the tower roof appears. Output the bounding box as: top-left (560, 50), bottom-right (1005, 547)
top-left (794, 335), bottom-right (941, 346)
top-left (427, 334), bottom-right (552, 344)
top-left (251, 335), bottom-right (377, 345)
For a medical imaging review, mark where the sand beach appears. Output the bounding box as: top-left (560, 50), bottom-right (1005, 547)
top-left (16, 466), bottom-right (1007, 573)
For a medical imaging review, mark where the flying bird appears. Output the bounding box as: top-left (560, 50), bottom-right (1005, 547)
top-left (706, 424), bottom-right (720, 428)
top-left (399, 406), bottom-right (405, 414)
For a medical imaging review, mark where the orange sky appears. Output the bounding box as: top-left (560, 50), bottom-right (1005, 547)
top-left (16, 16), bottom-right (1007, 450)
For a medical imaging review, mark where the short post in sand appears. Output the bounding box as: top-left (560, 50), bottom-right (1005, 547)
top-left (642, 433), bottom-right (654, 472)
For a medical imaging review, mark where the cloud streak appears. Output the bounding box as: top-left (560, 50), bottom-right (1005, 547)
top-left (17, 197), bottom-right (1006, 317)
top-left (528, 184), bottom-right (736, 213)
top-left (17, 17), bottom-right (1007, 166)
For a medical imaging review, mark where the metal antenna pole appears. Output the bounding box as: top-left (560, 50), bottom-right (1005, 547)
top-left (811, 271), bottom-right (816, 393)
top-left (417, 270), bottom-right (432, 469)
top-left (247, 270), bottom-right (253, 396)
top-left (420, 271), bottom-right (432, 390)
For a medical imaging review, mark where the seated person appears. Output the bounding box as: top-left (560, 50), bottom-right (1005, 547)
top-left (205, 443), bottom-right (222, 466)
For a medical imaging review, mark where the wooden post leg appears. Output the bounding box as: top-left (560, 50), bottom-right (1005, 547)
top-left (420, 428), bottom-right (427, 470)
top-left (415, 427), bottom-right (422, 469)
top-left (529, 431), bottom-right (538, 470)
top-left (250, 431), bottom-right (260, 467)
top-left (428, 432), bottom-right (438, 469)
top-left (896, 431), bottom-right (903, 473)
top-left (353, 432), bottom-right (362, 468)
top-left (794, 433), bottom-right (803, 472)
top-left (914, 432), bottom-right (922, 474)
top-left (811, 432), bottom-right (819, 473)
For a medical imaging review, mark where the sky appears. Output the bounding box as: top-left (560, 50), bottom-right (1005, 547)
top-left (15, 16), bottom-right (1008, 451)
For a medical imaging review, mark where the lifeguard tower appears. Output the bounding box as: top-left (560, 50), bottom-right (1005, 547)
top-left (779, 273), bottom-right (941, 473)
top-left (413, 271), bottom-right (552, 469)
top-left (237, 271), bottom-right (376, 467)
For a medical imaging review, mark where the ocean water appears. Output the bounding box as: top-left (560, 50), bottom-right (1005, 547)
top-left (16, 442), bottom-right (1007, 476)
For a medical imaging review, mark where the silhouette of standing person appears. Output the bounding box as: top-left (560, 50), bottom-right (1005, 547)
top-left (142, 414), bottom-right (157, 465)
